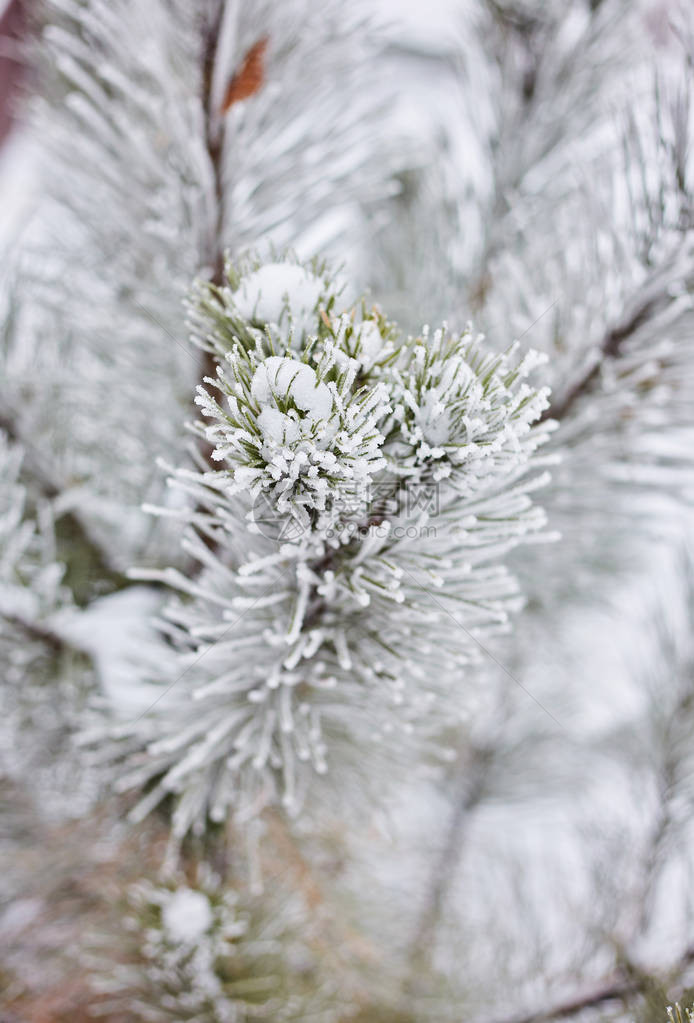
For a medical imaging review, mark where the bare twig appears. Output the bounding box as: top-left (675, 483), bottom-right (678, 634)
top-left (404, 745), bottom-right (493, 986)
top-left (3, 612), bottom-right (71, 655)
top-left (482, 945), bottom-right (694, 1023)
top-left (542, 291), bottom-right (666, 423)
top-left (198, 1), bottom-right (235, 449)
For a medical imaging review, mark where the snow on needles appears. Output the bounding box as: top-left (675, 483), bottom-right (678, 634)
top-left (112, 254), bottom-right (555, 842)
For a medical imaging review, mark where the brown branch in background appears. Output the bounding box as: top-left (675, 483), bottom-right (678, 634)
top-left (197, 4), bottom-right (232, 457)
top-left (199, 13), bottom-right (270, 446)
top-left (486, 973), bottom-right (642, 1023)
top-left (5, 612), bottom-right (72, 653)
top-left (201, 3), bottom-right (228, 288)
top-left (542, 291), bottom-right (666, 423)
top-left (201, 13), bottom-right (267, 285)
top-left (483, 945), bottom-right (694, 1023)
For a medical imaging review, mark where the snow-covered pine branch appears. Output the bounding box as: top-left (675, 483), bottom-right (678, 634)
top-left (109, 254), bottom-right (555, 842)
top-left (86, 874), bottom-right (344, 1022)
top-left (668, 1006), bottom-right (694, 1023)
top-left (0, 429), bottom-right (71, 663)
top-left (0, 429), bottom-right (96, 810)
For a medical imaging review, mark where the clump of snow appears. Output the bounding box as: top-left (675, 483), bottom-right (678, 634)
top-left (51, 586), bottom-right (169, 718)
top-left (251, 357), bottom-right (333, 422)
top-left (233, 264), bottom-right (325, 345)
top-left (250, 357), bottom-right (338, 479)
top-left (161, 888), bottom-right (213, 944)
top-left (256, 406), bottom-right (301, 446)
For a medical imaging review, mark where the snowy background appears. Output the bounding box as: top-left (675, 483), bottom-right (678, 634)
top-left (1, 1), bottom-right (694, 1021)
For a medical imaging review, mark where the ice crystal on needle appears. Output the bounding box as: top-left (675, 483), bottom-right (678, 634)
top-left (114, 255), bottom-right (553, 840)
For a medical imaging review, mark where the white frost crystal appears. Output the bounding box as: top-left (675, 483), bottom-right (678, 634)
top-left (161, 887), bottom-right (213, 944)
top-left (116, 255), bottom-right (554, 839)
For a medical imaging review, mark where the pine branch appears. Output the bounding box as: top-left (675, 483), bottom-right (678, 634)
top-left (111, 254), bottom-right (553, 841)
top-left (0, 410), bottom-right (128, 594)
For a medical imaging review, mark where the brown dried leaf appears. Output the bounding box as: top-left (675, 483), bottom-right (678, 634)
top-left (221, 37), bottom-right (268, 113)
